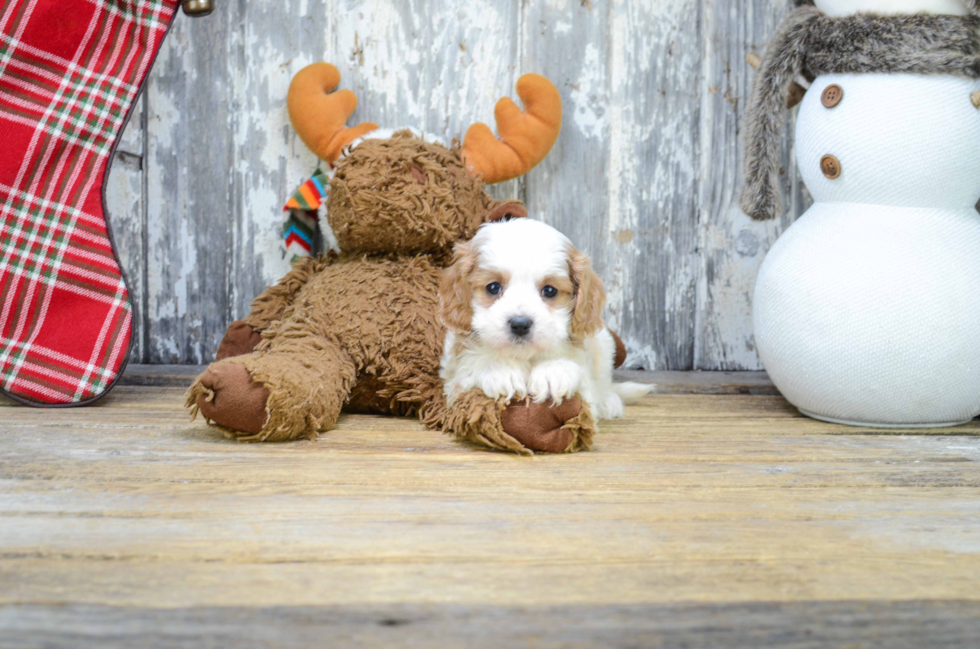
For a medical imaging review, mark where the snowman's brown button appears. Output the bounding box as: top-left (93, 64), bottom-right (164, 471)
top-left (820, 154), bottom-right (841, 179)
top-left (821, 84), bottom-right (843, 108)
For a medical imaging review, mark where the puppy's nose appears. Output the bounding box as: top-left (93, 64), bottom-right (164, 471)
top-left (509, 316), bottom-right (533, 338)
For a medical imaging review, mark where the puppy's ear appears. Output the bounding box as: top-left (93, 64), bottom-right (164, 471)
top-left (440, 241), bottom-right (476, 333)
top-left (569, 246), bottom-right (606, 340)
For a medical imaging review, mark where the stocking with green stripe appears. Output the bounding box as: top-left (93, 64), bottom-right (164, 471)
top-left (0, 0), bottom-right (179, 404)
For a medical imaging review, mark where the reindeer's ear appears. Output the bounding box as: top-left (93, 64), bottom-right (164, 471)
top-left (569, 246), bottom-right (605, 340)
top-left (440, 242), bottom-right (476, 333)
top-left (485, 201), bottom-right (527, 223)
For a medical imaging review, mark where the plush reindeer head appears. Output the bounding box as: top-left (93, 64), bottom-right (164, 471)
top-left (286, 63), bottom-right (562, 256)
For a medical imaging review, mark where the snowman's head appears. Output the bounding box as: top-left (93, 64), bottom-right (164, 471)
top-left (809, 0), bottom-right (969, 15)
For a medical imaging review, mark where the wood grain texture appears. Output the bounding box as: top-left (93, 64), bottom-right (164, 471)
top-left (105, 98), bottom-right (145, 362)
top-left (609, 0), bottom-right (702, 371)
top-left (110, 1), bottom-right (814, 367)
top-left (694, 0), bottom-right (810, 370)
top-left (3, 601), bottom-right (980, 648)
top-left (522, 0), bottom-right (702, 371)
top-left (329, 0), bottom-right (523, 201)
top-left (145, 4), bottom-right (308, 363)
top-left (110, 363), bottom-right (781, 394)
top-left (2, 387), bottom-right (980, 643)
top-left (520, 0), bottom-right (612, 340)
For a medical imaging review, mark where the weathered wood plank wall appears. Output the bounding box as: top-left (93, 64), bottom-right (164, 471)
top-left (105, 0), bottom-right (809, 369)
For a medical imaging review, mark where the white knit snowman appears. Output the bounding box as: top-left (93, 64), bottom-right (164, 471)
top-left (746, 0), bottom-right (980, 426)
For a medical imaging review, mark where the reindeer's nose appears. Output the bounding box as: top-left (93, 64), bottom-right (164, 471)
top-left (410, 164), bottom-right (427, 185)
top-left (509, 316), bottom-right (533, 338)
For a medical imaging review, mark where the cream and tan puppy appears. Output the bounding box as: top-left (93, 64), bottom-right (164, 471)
top-left (439, 218), bottom-right (650, 422)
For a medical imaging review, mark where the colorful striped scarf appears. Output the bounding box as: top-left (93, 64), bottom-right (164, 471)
top-left (282, 166), bottom-right (332, 263)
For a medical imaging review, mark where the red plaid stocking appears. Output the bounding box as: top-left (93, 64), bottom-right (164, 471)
top-left (0, 0), bottom-right (178, 405)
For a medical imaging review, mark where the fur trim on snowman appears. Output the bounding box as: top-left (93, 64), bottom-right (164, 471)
top-left (741, 0), bottom-right (980, 220)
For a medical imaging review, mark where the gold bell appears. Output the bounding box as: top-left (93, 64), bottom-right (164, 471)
top-left (182, 0), bottom-right (214, 16)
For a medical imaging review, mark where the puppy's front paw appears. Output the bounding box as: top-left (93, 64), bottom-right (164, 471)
top-left (479, 365), bottom-right (528, 401)
top-left (528, 359), bottom-right (582, 405)
top-left (594, 392), bottom-right (625, 420)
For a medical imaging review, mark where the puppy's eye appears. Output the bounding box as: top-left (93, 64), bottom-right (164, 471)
top-left (486, 282), bottom-right (502, 296)
top-left (541, 285), bottom-right (558, 299)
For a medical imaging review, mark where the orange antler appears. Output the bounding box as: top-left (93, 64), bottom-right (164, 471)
top-left (462, 74), bottom-right (562, 185)
top-left (287, 63), bottom-right (378, 163)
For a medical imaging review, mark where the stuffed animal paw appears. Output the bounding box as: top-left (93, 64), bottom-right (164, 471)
top-left (501, 397), bottom-right (595, 453)
top-left (214, 320), bottom-right (262, 361)
top-left (191, 362), bottom-right (269, 436)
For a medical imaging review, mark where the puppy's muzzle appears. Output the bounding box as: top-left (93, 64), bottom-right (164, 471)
top-left (509, 316), bottom-right (533, 338)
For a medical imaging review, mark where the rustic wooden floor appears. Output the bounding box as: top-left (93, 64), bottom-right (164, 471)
top-left (2, 369), bottom-right (980, 647)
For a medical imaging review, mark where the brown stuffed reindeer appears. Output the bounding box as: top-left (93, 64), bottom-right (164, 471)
top-left (187, 63), bottom-right (623, 454)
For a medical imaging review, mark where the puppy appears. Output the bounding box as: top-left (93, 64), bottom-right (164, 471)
top-left (438, 218), bottom-right (651, 422)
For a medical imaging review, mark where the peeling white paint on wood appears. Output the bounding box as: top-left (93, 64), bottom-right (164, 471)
top-left (695, 0), bottom-right (808, 371)
top-left (105, 102), bottom-right (145, 362)
top-left (106, 0), bottom-right (809, 368)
